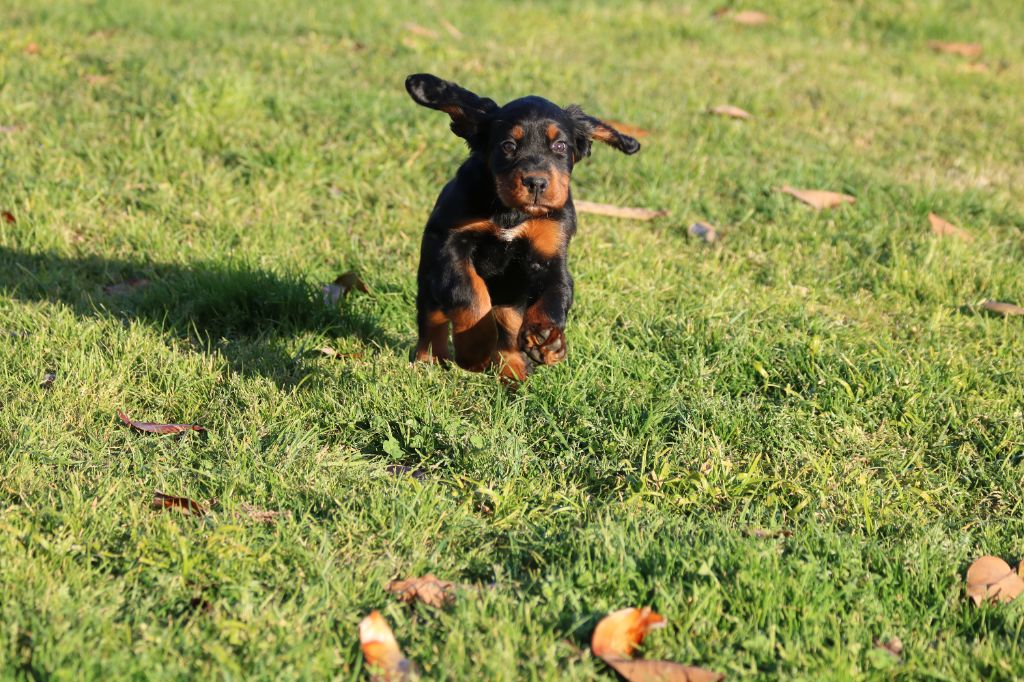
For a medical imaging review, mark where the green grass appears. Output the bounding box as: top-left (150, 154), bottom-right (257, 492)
top-left (2, 0), bottom-right (1024, 679)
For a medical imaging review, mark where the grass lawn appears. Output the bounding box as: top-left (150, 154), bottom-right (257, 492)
top-left (3, 0), bottom-right (1024, 678)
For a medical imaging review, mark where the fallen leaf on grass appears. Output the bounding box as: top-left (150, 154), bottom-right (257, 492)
top-left (403, 22), bottom-right (438, 39)
top-left (152, 491), bottom-right (207, 516)
top-left (966, 556), bottom-right (1024, 605)
top-left (708, 104), bottom-right (752, 119)
top-left (873, 636), bottom-right (903, 659)
top-left (40, 370), bottom-right (56, 389)
top-left (604, 659), bottom-right (725, 682)
top-left (688, 222), bottom-right (719, 243)
top-left (928, 41), bottom-right (982, 58)
top-left (386, 574), bottom-right (456, 608)
top-left (385, 464), bottom-right (427, 480)
top-left (322, 272), bottom-right (369, 305)
top-left (440, 19), bottom-right (463, 39)
top-left (359, 611), bottom-right (415, 681)
top-left (980, 300), bottom-right (1024, 317)
top-left (592, 607), bottom-right (722, 682)
top-left (103, 277), bottom-right (150, 295)
top-left (780, 185), bottom-right (855, 210)
top-left (928, 213), bottom-right (973, 242)
top-left (2, 211), bottom-right (15, 223)
top-left (316, 346), bottom-right (364, 359)
top-left (729, 10), bottom-right (771, 25)
top-left (118, 410), bottom-right (206, 435)
top-left (592, 607), bottom-right (666, 659)
top-left (604, 120), bottom-right (651, 138)
top-left (236, 502), bottom-right (287, 525)
top-left (575, 200), bottom-right (667, 221)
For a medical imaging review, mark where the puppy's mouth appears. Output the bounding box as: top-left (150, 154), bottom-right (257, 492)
top-left (495, 169), bottom-right (570, 216)
top-left (521, 196), bottom-right (552, 216)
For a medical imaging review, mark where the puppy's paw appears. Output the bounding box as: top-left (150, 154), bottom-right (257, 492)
top-left (411, 346), bottom-right (450, 367)
top-left (520, 325), bottom-right (567, 366)
top-left (494, 349), bottom-right (532, 384)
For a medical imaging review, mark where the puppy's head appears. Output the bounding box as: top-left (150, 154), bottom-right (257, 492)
top-left (406, 74), bottom-right (640, 216)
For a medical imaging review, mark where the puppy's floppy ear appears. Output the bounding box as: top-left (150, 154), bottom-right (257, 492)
top-left (565, 105), bottom-right (641, 160)
top-left (405, 73), bottom-right (498, 142)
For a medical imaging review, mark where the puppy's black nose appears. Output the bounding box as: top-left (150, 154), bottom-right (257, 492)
top-left (522, 175), bottom-right (548, 195)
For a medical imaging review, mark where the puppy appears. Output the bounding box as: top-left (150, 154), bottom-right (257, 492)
top-left (405, 73), bottom-right (640, 381)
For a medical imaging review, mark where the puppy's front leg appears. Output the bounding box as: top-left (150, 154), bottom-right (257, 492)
top-left (520, 263), bottom-right (573, 366)
top-left (448, 260), bottom-right (497, 373)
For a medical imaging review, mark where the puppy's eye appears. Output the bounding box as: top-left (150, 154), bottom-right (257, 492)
top-left (551, 140), bottom-right (568, 154)
top-left (501, 141), bottom-right (517, 154)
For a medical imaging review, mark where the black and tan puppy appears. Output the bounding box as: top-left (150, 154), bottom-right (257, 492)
top-left (406, 73), bottom-right (640, 381)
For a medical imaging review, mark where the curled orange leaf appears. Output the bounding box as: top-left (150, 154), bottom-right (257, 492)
top-left (592, 607), bottom-right (666, 659)
top-left (359, 611), bottom-right (414, 680)
top-left (966, 556), bottom-right (1024, 605)
top-left (591, 608), bottom-right (723, 682)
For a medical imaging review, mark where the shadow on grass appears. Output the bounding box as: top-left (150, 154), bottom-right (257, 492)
top-left (0, 245), bottom-right (403, 387)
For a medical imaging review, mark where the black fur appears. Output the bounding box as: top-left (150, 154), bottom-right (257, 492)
top-left (405, 73), bottom-right (640, 381)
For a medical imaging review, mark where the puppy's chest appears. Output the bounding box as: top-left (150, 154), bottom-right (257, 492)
top-left (472, 219), bottom-right (563, 275)
top-left (461, 218), bottom-right (564, 265)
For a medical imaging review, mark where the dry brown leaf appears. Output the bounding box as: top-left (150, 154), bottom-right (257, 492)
top-left (592, 608), bottom-right (723, 682)
top-left (928, 213), bottom-right (973, 242)
top-left (403, 23), bottom-right (438, 39)
top-left (440, 19), bottom-right (463, 39)
top-left (605, 659), bottom-right (725, 682)
top-left (322, 272), bottom-right (369, 305)
top-left (103, 277), bottom-right (150, 295)
top-left (40, 370), bottom-right (56, 389)
top-left (966, 555), bottom-right (1024, 605)
top-left (385, 574), bottom-right (456, 608)
top-left (708, 104), bottom-right (752, 120)
top-left (780, 185), bottom-right (855, 210)
top-left (575, 200), bottom-right (667, 221)
top-left (928, 41), bottom-right (982, 58)
top-left (730, 10), bottom-right (771, 25)
top-left (359, 611), bottom-right (415, 681)
top-left (152, 491), bottom-right (207, 516)
top-left (688, 222), bottom-right (719, 244)
top-left (604, 119), bottom-right (651, 138)
top-left (118, 410), bottom-right (206, 435)
top-left (385, 464), bottom-right (427, 480)
top-left (237, 502), bottom-right (287, 525)
top-left (981, 300), bottom-right (1024, 317)
top-left (873, 636), bottom-right (903, 659)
